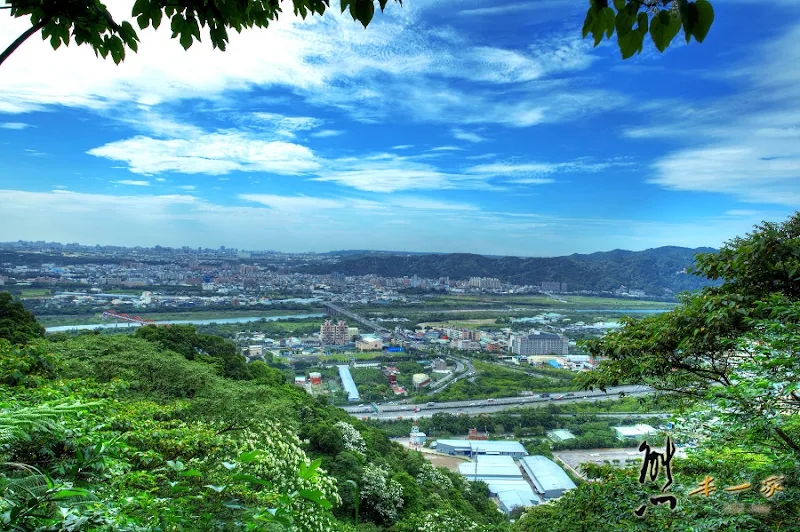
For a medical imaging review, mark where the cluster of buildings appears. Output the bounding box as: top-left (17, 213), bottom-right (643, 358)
top-left (432, 439), bottom-right (576, 514)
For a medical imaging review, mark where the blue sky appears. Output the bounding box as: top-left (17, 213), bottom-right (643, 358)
top-left (0, 0), bottom-right (798, 256)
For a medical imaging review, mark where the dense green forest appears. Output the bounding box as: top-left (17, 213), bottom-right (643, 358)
top-left (302, 246), bottom-right (716, 295)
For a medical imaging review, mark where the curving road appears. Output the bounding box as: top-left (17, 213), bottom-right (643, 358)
top-left (341, 385), bottom-right (652, 420)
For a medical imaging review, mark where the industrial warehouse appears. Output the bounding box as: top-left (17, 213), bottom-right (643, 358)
top-left (433, 439), bottom-right (577, 514)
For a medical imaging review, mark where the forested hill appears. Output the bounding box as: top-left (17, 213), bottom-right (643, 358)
top-left (303, 246), bottom-right (717, 295)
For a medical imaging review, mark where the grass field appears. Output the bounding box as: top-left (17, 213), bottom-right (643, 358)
top-left (15, 289), bottom-right (53, 298)
top-left (418, 319), bottom-right (500, 329)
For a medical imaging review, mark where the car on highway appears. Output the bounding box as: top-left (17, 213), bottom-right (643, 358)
top-left (565, 393), bottom-right (575, 397)
top-left (469, 403), bottom-right (476, 406)
top-left (487, 397), bottom-right (495, 402)
top-left (426, 402), bottom-right (435, 407)
top-left (540, 393), bottom-right (550, 398)
top-left (555, 395), bottom-right (565, 400)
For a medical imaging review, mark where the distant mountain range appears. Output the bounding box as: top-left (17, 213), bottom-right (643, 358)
top-left (304, 246), bottom-right (718, 295)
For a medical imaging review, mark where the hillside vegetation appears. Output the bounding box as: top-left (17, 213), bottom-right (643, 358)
top-left (303, 246), bottom-right (716, 295)
top-left (0, 327), bottom-right (507, 531)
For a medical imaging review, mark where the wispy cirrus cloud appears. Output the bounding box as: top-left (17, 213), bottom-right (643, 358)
top-left (451, 128), bottom-right (485, 143)
top-left (641, 23), bottom-right (800, 206)
top-left (111, 180), bottom-right (151, 186)
top-left (467, 158), bottom-right (633, 182)
top-left (311, 129), bottom-right (344, 138)
top-left (1, 122), bottom-right (31, 130)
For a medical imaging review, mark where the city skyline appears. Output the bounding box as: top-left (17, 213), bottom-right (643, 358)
top-left (2, 1), bottom-right (799, 255)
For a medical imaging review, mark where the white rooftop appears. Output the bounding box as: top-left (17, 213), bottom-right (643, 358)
top-left (520, 455), bottom-right (576, 495)
top-left (458, 455), bottom-right (521, 479)
top-left (614, 424), bottom-right (656, 437)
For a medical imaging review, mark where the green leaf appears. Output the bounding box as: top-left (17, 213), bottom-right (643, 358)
top-left (680, 0), bottom-right (697, 43)
top-left (204, 484), bottom-right (227, 493)
top-left (299, 489), bottom-right (332, 508)
top-left (618, 29), bottom-right (643, 59)
top-left (180, 469), bottom-right (202, 477)
top-left (49, 488), bottom-right (89, 500)
top-left (353, 0), bottom-right (375, 28)
top-left (601, 7), bottom-right (615, 39)
top-left (650, 10), bottom-right (682, 52)
top-left (614, 0), bottom-right (626, 10)
top-left (693, 0), bottom-right (714, 42)
top-left (152, 9), bottom-right (163, 30)
top-left (239, 450), bottom-right (265, 464)
top-left (637, 12), bottom-right (648, 35)
top-left (132, 0), bottom-right (149, 17)
top-left (582, 8), bottom-right (594, 39)
top-left (379, 0), bottom-right (388, 12)
top-left (615, 8), bottom-right (634, 37)
top-left (222, 461), bottom-right (238, 470)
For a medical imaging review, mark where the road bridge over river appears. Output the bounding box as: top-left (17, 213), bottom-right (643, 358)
top-left (322, 302), bottom-right (392, 334)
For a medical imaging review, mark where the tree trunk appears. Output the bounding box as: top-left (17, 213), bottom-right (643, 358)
top-left (774, 426), bottom-right (800, 454)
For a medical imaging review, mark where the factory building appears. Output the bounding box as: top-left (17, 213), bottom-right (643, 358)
top-left (433, 439), bottom-right (528, 459)
top-left (520, 455), bottom-right (576, 500)
top-left (337, 365), bottom-right (360, 402)
top-left (458, 455), bottom-right (539, 513)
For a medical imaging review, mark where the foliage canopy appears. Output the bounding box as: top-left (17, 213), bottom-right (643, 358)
top-left (2, 0), bottom-right (714, 67)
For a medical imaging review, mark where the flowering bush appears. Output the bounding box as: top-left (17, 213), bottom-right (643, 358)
top-left (335, 421), bottom-right (367, 456)
top-left (238, 424), bottom-right (341, 532)
top-left (361, 463), bottom-right (404, 522)
top-left (415, 461), bottom-right (453, 489)
top-left (395, 507), bottom-right (482, 532)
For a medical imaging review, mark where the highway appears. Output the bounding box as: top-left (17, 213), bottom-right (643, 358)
top-left (425, 355), bottom-right (475, 395)
top-left (341, 385), bottom-right (652, 420)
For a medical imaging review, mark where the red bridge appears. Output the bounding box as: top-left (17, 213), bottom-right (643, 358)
top-left (102, 310), bottom-right (156, 325)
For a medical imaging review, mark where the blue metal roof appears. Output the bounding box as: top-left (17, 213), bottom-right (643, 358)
top-left (337, 365), bottom-right (360, 401)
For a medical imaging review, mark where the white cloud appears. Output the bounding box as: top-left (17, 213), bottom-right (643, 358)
top-left (311, 129), bottom-right (344, 138)
top-left (451, 128), bottom-right (485, 143)
top-left (467, 158), bottom-right (629, 178)
top-left (239, 194), bottom-right (344, 210)
top-left (111, 180), bottom-right (151, 186)
top-left (392, 145), bottom-right (414, 150)
top-left (642, 23), bottom-right (800, 206)
top-left (458, 3), bottom-right (535, 17)
top-left (0, 1), bottom-right (608, 129)
top-left (249, 113), bottom-right (324, 137)
top-left (177, 185), bottom-right (197, 190)
top-left (0, 122), bottom-right (31, 130)
top-left (506, 178), bottom-right (556, 185)
top-left (429, 145), bottom-right (464, 152)
top-left (313, 153), bottom-right (495, 193)
top-left (88, 131), bottom-right (318, 175)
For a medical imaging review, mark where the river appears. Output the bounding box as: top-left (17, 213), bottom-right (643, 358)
top-left (45, 313), bottom-right (325, 333)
